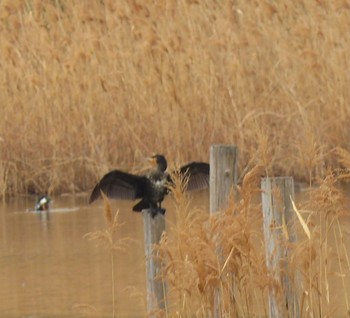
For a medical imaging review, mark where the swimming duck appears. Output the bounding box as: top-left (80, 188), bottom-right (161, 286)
top-left (35, 195), bottom-right (51, 211)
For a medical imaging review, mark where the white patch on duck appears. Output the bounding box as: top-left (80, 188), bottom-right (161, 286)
top-left (39, 197), bottom-right (49, 205)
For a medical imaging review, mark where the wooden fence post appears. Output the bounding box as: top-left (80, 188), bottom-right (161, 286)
top-left (143, 211), bottom-right (166, 316)
top-left (209, 145), bottom-right (238, 317)
top-left (210, 145), bottom-right (238, 214)
top-left (261, 177), bottom-right (299, 318)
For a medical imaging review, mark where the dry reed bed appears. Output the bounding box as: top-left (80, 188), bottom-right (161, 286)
top-left (0, 0), bottom-right (350, 196)
top-left (156, 165), bottom-right (350, 317)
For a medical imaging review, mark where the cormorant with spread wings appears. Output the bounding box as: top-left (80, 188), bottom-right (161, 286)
top-left (89, 154), bottom-right (209, 217)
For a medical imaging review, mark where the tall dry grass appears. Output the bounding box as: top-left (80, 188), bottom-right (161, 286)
top-left (158, 166), bottom-right (267, 317)
top-left (157, 163), bottom-right (350, 317)
top-left (0, 0), bottom-right (349, 196)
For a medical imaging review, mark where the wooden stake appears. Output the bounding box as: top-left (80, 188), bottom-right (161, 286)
top-left (261, 177), bottom-right (299, 318)
top-left (143, 210), bottom-right (166, 316)
top-left (210, 145), bottom-right (238, 214)
top-left (209, 145), bottom-right (238, 317)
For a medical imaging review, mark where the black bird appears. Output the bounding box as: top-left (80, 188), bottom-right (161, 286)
top-left (89, 154), bottom-right (209, 217)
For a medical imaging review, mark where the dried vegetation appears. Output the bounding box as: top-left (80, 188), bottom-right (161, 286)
top-left (0, 0), bottom-right (349, 196)
top-left (158, 162), bottom-right (350, 317)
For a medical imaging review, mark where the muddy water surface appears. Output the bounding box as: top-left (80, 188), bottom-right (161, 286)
top-left (0, 191), bottom-right (209, 318)
top-left (0, 195), bottom-right (154, 317)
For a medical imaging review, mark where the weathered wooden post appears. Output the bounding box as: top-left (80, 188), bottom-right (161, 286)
top-left (210, 145), bottom-right (238, 317)
top-left (261, 177), bottom-right (299, 318)
top-left (210, 145), bottom-right (238, 213)
top-left (143, 211), bottom-right (166, 316)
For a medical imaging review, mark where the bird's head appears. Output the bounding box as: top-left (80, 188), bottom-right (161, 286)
top-left (148, 154), bottom-right (167, 172)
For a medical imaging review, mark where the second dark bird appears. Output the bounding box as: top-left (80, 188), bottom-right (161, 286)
top-left (89, 154), bottom-right (210, 217)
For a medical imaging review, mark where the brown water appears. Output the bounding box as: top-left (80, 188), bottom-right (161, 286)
top-left (0, 195), bottom-right (150, 317)
top-left (0, 192), bottom-right (209, 318)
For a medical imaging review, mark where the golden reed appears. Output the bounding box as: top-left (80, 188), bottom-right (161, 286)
top-left (0, 0), bottom-right (349, 197)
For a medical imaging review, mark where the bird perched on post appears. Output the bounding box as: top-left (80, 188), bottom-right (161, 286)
top-left (89, 154), bottom-right (210, 217)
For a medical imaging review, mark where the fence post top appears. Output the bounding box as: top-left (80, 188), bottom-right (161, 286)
top-left (210, 144), bottom-right (238, 150)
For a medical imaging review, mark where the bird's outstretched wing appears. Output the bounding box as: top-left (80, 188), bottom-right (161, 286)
top-left (171, 162), bottom-right (210, 191)
top-left (89, 170), bottom-right (148, 203)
